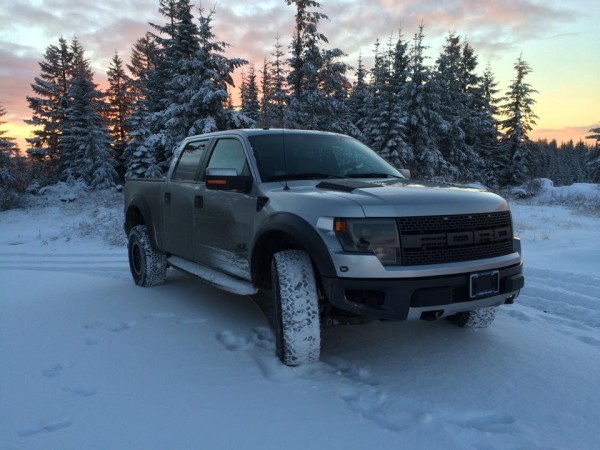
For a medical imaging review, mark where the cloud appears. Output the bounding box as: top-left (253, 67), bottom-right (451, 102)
top-left (530, 124), bottom-right (600, 144)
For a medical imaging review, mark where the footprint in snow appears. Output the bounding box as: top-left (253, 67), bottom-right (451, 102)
top-left (63, 384), bottom-right (98, 398)
top-left (110, 321), bottom-right (135, 332)
top-left (18, 417), bottom-right (73, 437)
top-left (42, 362), bottom-right (66, 379)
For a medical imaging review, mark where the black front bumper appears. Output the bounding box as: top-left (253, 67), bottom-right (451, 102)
top-left (321, 263), bottom-right (524, 320)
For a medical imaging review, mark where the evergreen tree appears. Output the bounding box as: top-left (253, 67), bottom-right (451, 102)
top-left (147, 2), bottom-right (252, 171)
top-left (434, 32), bottom-right (482, 179)
top-left (363, 34), bottom-right (411, 168)
top-left (25, 37), bottom-right (73, 183)
top-left (268, 34), bottom-right (288, 127)
top-left (587, 125), bottom-right (600, 182)
top-left (284, 0), bottom-right (352, 132)
top-left (346, 52), bottom-right (371, 139)
top-left (105, 51), bottom-right (134, 179)
top-left (0, 104), bottom-right (19, 204)
top-left (478, 63), bottom-right (503, 185)
top-left (124, 34), bottom-right (163, 178)
top-left (60, 51), bottom-right (118, 189)
top-left (498, 54), bottom-right (538, 185)
top-left (403, 24), bottom-right (447, 178)
top-left (241, 65), bottom-right (260, 121)
top-left (259, 58), bottom-right (273, 126)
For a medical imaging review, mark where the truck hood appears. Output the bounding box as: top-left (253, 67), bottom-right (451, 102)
top-left (262, 179), bottom-right (509, 217)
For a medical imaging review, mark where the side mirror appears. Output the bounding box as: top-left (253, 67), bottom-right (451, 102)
top-left (205, 167), bottom-right (252, 193)
top-left (400, 169), bottom-right (411, 179)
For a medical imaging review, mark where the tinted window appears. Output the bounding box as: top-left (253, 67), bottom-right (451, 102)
top-left (206, 139), bottom-right (248, 176)
top-left (248, 133), bottom-right (401, 181)
top-left (172, 141), bottom-right (206, 181)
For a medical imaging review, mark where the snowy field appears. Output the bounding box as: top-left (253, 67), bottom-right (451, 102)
top-left (1, 182), bottom-right (599, 449)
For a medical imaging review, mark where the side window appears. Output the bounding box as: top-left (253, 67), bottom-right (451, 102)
top-left (172, 141), bottom-right (207, 181)
top-left (206, 139), bottom-right (249, 176)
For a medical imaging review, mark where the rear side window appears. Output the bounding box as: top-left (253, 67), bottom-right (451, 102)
top-left (172, 141), bottom-right (207, 181)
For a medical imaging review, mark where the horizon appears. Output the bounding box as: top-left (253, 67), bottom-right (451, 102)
top-left (1, 0), bottom-right (599, 151)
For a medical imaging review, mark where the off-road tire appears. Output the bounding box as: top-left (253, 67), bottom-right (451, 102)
top-left (128, 225), bottom-right (167, 287)
top-left (271, 250), bottom-right (321, 366)
top-left (447, 306), bottom-right (497, 329)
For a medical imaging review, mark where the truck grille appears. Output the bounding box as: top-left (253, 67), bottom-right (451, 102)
top-left (397, 211), bottom-right (514, 266)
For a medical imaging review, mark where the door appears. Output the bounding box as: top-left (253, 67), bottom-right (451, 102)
top-left (163, 139), bottom-right (208, 260)
top-left (194, 138), bottom-right (256, 280)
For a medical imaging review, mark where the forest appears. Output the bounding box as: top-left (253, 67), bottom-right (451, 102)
top-left (1, 0), bottom-right (599, 210)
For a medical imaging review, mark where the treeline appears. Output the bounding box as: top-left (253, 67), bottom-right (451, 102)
top-left (1, 0), bottom-right (600, 209)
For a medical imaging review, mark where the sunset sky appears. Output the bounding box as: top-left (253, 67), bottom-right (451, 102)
top-left (1, 0), bottom-right (599, 151)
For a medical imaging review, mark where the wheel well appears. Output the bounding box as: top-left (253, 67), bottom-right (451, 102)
top-left (125, 206), bottom-right (145, 235)
top-left (251, 231), bottom-right (305, 289)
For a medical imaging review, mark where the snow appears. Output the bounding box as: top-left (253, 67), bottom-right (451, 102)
top-left (1, 182), bottom-right (599, 449)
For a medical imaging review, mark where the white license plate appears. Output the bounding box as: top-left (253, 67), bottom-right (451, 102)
top-left (470, 270), bottom-right (500, 298)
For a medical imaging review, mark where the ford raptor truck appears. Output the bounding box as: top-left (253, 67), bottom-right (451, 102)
top-left (124, 129), bottom-right (524, 366)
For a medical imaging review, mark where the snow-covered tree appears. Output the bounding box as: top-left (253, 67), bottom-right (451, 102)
top-left (60, 51), bottom-right (118, 189)
top-left (587, 125), bottom-right (600, 182)
top-left (364, 33), bottom-right (411, 168)
top-left (25, 37), bottom-right (74, 182)
top-left (268, 35), bottom-right (289, 127)
top-left (241, 65), bottom-right (260, 122)
top-left (284, 0), bottom-right (352, 132)
top-left (346, 52), bottom-right (371, 139)
top-left (146, 2), bottom-right (252, 171)
top-left (105, 51), bottom-right (134, 179)
top-left (0, 104), bottom-right (19, 206)
top-left (403, 24), bottom-right (447, 178)
top-left (498, 54), bottom-right (538, 185)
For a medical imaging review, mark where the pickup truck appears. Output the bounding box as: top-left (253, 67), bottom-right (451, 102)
top-left (124, 129), bottom-right (524, 366)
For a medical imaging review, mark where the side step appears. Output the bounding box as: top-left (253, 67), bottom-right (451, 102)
top-left (167, 256), bottom-right (258, 296)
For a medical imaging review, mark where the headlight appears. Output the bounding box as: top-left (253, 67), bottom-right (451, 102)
top-left (334, 218), bottom-right (400, 264)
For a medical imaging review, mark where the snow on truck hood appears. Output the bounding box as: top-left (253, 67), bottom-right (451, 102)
top-left (263, 178), bottom-right (509, 217)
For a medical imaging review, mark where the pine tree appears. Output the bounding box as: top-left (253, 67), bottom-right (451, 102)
top-left (268, 34), bottom-right (288, 127)
top-left (25, 37), bottom-right (73, 183)
top-left (434, 32), bottom-right (482, 179)
top-left (498, 54), bottom-right (538, 185)
top-left (403, 24), bottom-right (447, 178)
top-left (284, 0), bottom-right (352, 132)
top-left (241, 65), bottom-right (260, 121)
top-left (365, 33), bottom-right (411, 168)
top-left (0, 104), bottom-right (19, 204)
top-left (259, 58), bottom-right (273, 126)
top-left (105, 52), bottom-right (134, 180)
top-left (124, 34), bottom-right (163, 178)
top-left (60, 50), bottom-right (118, 189)
top-left (347, 52), bottom-right (371, 139)
top-left (586, 125), bottom-right (600, 182)
top-left (145, 2), bottom-right (252, 172)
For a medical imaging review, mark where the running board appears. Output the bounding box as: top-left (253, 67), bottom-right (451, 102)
top-left (167, 256), bottom-right (258, 296)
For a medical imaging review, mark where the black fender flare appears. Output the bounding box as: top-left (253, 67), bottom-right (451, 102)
top-left (125, 195), bottom-right (161, 251)
top-left (251, 213), bottom-right (337, 283)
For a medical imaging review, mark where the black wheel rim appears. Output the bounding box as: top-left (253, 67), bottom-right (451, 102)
top-left (131, 241), bottom-right (143, 277)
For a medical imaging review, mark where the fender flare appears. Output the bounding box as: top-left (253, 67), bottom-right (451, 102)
top-left (251, 213), bottom-right (337, 282)
top-left (125, 195), bottom-right (161, 251)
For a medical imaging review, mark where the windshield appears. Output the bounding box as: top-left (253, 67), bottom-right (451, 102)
top-left (248, 133), bottom-right (402, 182)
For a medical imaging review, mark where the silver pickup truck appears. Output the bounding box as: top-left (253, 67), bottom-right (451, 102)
top-left (124, 129), bottom-right (524, 366)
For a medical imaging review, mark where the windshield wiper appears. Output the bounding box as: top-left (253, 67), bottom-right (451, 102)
top-left (268, 173), bottom-right (344, 181)
top-left (345, 172), bottom-right (401, 179)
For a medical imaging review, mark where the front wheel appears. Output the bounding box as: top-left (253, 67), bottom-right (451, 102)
top-left (271, 250), bottom-right (321, 366)
top-left (128, 225), bottom-right (167, 287)
top-left (447, 306), bottom-right (497, 329)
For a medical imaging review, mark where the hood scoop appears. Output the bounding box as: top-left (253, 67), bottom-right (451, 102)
top-left (316, 179), bottom-right (379, 192)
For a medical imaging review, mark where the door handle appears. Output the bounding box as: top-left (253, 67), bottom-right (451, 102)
top-left (164, 192), bottom-right (171, 203)
top-left (194, 195), bottom-right (203, 208)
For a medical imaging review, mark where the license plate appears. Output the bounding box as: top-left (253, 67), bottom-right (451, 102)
top-left (470, 270), bottom-right (499, 298)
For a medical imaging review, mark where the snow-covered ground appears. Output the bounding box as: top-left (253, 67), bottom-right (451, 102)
top-left (1, 182), bottom-right (599, 449)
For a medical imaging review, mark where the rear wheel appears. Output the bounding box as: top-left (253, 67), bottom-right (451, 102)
top-left (271, 250), bottom-right (321, 366)
top-left (128, 225), bottom-right (167, 287)
top-left (447, 306), bottom-right (497, 329)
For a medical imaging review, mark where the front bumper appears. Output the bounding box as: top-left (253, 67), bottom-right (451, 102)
top-left (321, 262), bottom-right (524, 320)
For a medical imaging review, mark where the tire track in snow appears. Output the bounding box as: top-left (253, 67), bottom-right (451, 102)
top-left (519, 268), bottom-right (600, 330)
top-left (0, 251), bottom-right (129, 276)
top-left (216, 327), bottom-right (531, 444)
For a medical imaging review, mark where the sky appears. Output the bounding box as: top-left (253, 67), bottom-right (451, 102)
top-left (1, 0), bottom-right (599, 151)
